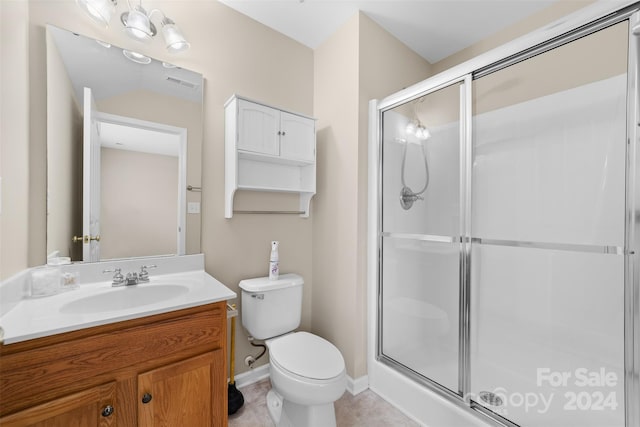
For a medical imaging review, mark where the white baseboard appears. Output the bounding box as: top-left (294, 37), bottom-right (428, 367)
top-left (233, 364), bottom-right (370, 397)
top-left (347, 374), bottom-right (369, 395)
top-left (233, 364), bottom-right (270, 389)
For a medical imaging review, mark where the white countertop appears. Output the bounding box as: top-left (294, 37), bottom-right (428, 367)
top-left (0, 270), bottom-right (236, 345)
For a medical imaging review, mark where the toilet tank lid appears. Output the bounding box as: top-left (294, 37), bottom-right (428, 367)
top-left (239, 273), bottom-right (303, 292)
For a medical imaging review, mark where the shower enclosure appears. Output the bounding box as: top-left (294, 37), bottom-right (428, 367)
top-left (369, 4), bottom-right (639, 427)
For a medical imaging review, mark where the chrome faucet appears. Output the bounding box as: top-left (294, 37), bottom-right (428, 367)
top-left (138, 264), bottom-right (157, 282)
top-left (124, 272), bottom-right (139, 285)
top-left (103, 265), bottom-right (157, 287)
top-left (103, 268), bottom-right (126, 286)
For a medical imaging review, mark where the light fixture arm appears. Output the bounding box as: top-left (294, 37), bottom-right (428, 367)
top-left (79, 0), bottom-right (190, 52)
top-left (147, 8), bottom-right (166, 24)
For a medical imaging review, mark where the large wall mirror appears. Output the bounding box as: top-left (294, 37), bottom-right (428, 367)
top-left (46, 25), bottom-right (203, 263)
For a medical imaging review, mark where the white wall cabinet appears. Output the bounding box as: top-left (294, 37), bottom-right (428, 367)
top-left (225, 95), bottom-right (316, 218)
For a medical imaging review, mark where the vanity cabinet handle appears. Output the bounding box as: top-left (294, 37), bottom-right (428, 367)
top-left (101, 405), bottom-right (114, 417)
top-left (142, 393), bottom-right (153, 404)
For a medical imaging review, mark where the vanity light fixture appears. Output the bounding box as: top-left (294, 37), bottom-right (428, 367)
top-left (77, 0), bottom-right (190, 53)
top-left (120, 0), bottom-right (190, 52)
top-left (76, 0), bottom-right (117, 27)
top-left (161, 17), bottom-right (191, 53)
top-left (121, 3), bottom-right (155, 41)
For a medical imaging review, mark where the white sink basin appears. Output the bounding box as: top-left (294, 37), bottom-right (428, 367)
top-left (59, 284), bottom-right (190, 314)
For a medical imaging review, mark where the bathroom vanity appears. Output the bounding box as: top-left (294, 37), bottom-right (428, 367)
top-left (0, 255), bottom-right (235, 426)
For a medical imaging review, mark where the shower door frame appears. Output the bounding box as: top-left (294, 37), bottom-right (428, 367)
top-left (368, 2), bottom-right (640, 427)
top-left (375, 76), bottom-right (473, 402)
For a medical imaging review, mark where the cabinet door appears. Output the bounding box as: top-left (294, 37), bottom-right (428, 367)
top-left (279, 111), bottom-right (315, 162)
top-left (0, 382), bottom-right (117, 427)
top-left (237, 100), bottom-right (280, 156)
top-left (138, 351), bottom-right (225, 427)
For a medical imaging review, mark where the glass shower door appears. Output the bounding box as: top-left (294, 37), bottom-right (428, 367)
top-left (380, 82), bottom-right (463, 394)
top-left (470, 22), bottom-right (628, 427)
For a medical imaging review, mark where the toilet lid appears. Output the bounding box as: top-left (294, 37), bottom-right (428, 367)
top-left (269, 332), bottom-right (345, 380)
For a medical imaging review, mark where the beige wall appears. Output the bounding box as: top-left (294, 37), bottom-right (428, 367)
top-left (313, 13), bottom-right (361, 378)
top-left (1, 1), bottom-right (30, 280)
top-left (100, 148), bottom-right (178, 259)
top-left (313, 12), bottom-right (431, 378)
top-left (45, 30), bottom-right (83, 260)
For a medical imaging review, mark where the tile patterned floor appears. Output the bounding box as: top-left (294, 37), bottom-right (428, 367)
top-left (228, 379), bottom-right (420, 427)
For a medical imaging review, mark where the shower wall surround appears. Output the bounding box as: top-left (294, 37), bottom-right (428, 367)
top-left (369, 4), bottom-right (639, 427)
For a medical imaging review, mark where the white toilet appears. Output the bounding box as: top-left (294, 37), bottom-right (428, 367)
top-left (239, 273), bottom-right (346, 427)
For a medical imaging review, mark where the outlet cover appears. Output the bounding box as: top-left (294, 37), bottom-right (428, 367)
top-left (187, 202), bottom-right (200, 214)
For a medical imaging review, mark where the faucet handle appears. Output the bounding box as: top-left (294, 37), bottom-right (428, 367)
top-left (139, 264), bottom-right (157, 282)
top-left (103, 268), bottom-right (124, 285)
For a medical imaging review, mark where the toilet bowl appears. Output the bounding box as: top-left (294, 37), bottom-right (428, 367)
top-left (266, 332), bottom-right (346, 426)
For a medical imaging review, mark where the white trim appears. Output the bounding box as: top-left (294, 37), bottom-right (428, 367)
top-left (346, 374), bottom-right (369, 396)
top-left (234, 364), bottom-right (271, 389)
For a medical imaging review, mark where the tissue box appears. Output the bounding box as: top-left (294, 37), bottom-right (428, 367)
top-left (30, 267), bottom-right (61, 297)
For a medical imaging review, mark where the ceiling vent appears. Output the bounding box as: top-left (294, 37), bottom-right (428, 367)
top-left (166, 76), bottom-right (199, 90)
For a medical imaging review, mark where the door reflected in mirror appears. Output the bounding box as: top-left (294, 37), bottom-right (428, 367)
top-left (46, 25), bottom-right (203, 263)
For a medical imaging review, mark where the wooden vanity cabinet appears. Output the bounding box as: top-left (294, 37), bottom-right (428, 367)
top-left (0, 301), bottom-right (227, 426)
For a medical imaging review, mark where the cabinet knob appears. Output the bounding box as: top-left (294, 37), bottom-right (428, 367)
top-left (142, 393), bottom-right (153, 404)
top-left (101, 405), bottom-right (114, 417)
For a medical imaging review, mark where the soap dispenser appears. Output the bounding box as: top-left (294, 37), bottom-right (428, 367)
top-left (269, 241), bottom-right (279, 280)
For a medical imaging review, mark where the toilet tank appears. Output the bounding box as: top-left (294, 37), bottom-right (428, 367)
top-left (239, 273), bottom-right (303, 340)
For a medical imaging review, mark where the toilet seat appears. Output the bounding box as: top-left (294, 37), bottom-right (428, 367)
top-left (269, 332), bottom-right (344, 380)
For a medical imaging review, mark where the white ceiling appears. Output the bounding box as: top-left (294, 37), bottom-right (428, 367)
top-left (219, 0), bottom-right (559, 63)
